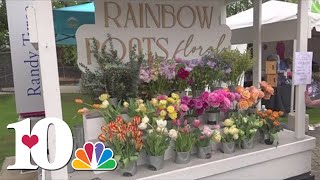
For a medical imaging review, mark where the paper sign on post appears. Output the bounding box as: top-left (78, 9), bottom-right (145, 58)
top-left (293, 52), bottom-right (313, 85)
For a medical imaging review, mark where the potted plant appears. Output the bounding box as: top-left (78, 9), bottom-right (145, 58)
top-left (256, 109), bottom-right (284, 145)
top-left (98, 116), bottom-right (143, 176)
top-left (180, 95), bottom-right (207, 124)
top-left (236, 81), bottom-right (274, 114)
top-left (206, 89), bottom-right (237, 125)
top-left (221, 118), bottom-right (240, 154)
top-left (193, 120), bottom-right (213, 159)
top-left (138, 118), bottom-right (171, 171)
top-left (218, 49), bottom-right (253, 88)
top-left (234, 115), bottom-right (262, 149)
top-left (173, 124), bottom-right (195, 164)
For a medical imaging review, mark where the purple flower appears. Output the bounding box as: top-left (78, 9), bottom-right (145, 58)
top-left (189, 99), bottom-right (195, 108)
top-left (227, 93), bottom-right (236, 102)
top-left (193, 119), bottom-right (201, 128)
top-left (197, 108), bottom-right (204, 116)
top-left (235, 93), bottom-right (241, 101)
top-left (202, 125), bottom-right (213, 137)
top-left (181, 96), bottom-right (190, 104)
top-left (207, 61), bottom-right (217, 68)
top-left (195, 99), bottom-right (203, 109)
top-left (225, 68), bottom-right (232, 74)
top-left (139, 68), bottom-right (151, 83)
top-left (175, 57), bottom-right (183, 63)
top-left (157, 95), bottom-right (167, 100)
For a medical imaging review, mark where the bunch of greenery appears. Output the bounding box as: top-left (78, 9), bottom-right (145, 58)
top-left (218, 49), bottom-right (253, 86)
top-left (175, 128), bottom-right (195, 152)
top-left (0, 1), bottom-right (8, 51)
top-left (233, 114), bottom-right (262, 141)
top-left (145, 130), bottom-right (171, 156)
top-left (81, 35), bottom-right (144, 100)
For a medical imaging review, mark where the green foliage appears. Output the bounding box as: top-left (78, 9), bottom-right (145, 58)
top-left (193, 128), bottom-right (211, 147)
top-left (175, 131), bottom-right (195, 152)
top-left (218, 49), bottom-right (253, 86)
top-left (109, 136), bottom-right (139, 169)
top-left (57, 45), bottom-right (77, 66)
top-left (81, 36), bottom-right (145, 100)
top-left (145, 131), bottom-right (170, 156)
top-left (234, 114), bottom-right (262, 140)
top-left (0, 0), bottom-right (8, 50)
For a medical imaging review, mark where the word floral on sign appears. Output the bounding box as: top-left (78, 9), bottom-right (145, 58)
top-left (76, 0), bottom-right (231, 72)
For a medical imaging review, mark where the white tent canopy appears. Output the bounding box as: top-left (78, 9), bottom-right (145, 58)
top-left (227, 0), bottom-right (320, 44)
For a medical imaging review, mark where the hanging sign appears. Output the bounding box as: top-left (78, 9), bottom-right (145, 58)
top-left (293, 52), bottom-right (313, 85)
top-left (6, 0), bottom-right (44, 115)
top-left (76, 0), bottom-right (231, 72)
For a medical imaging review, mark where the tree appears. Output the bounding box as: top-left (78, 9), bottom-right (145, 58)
top-left (0, 0), bottom-right (9, 50)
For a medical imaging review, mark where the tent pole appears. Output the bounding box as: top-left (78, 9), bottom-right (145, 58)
top-left (294, 0), bottom-right (309, 139)
top-left (253, 0), bottom-right (262, 109)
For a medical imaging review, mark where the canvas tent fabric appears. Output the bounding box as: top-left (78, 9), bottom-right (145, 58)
top-left (53, 2), bottom-right (95, 45)
top-left (226, 0), bottom-right (320, 44)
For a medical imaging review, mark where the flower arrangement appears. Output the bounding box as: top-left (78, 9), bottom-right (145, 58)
top-left (234, 115), bottom-right (262, 141)
top-left (137, 117), bottom-right (171, 158)
top-left (236, 82), bottom-right (274, 111)
top-left (98, 116), bottom-right (143, 169)
top-left (206, 89), bottom-right (239, 113)
top-left (256, 109), bottom-right (284, 145)
top-left (174, 124), bottom-right (196, 153)
top-left (221, 118), bottom-right (240, 143)
top-left (192, 119), bottom-right (213, 148)
top-left (149, 93), bottom-right (181, 123)
top-left (180, 95), bottom-right (207, 119)
top-left (139, 57), bottom-right (176, 97)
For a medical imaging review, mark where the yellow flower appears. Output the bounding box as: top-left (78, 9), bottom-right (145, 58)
top-left (168, 112), bottom-right (177, 120)
top-left (167, 97), bottom-right (176, 104)
top-left (123, 101), bottom-right (129, 108)
top-left (99, 94), bottom-right (110, 101)
top-left (151, 98), bottom-right (158, 106)
top-left (138, 104), bottom-right (147, 113)
top-left (171, 93), bottom-right (180, 100)
top-left (223, 119), bottom-right (234, 127)
top-left (159, 115), bottom-right (165, 120)
top-left (136, 99), bottom-right (144, 105)
top-left (223, 127), bottom-right (229, 135)
top-left (166, 106), bottom-right (175, 114)
top-left (160, 110), bottom-right (167, 117)
top-left (229, 127), bottom-right (239, 135)
top-left (158, 104), bottom-right (166, 110)
top-left (100, 100), bottom-right (109, 109)
top-left (212, 134), bottom-right (221, 143)
top-left (159, 100), bottom-right (167, 106)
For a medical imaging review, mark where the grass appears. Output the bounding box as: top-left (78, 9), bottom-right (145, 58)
top-left (1, 93), bottom-right (320, 168)
top-left (0, 93), bottom-right (91, 168)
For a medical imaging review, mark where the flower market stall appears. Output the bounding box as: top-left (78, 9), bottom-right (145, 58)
top-left (6, 0), bottom-right (316, 179)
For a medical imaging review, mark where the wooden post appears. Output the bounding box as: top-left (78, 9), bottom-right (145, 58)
top-left (294, 0), bottom-right (309, 139)
top-left (33, 1), bottom-right (68, 179)
top-left (253, 0), bottom-right (262, 109)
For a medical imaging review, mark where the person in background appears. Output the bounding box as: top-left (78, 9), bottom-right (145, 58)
top-left (305, 91), bottom-right (320, 107)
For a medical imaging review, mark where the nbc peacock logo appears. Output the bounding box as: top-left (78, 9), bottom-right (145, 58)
top-left (72, 142), bottom-right (117, 170)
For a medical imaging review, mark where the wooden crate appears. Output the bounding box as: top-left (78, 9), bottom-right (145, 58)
top-left (266, 61), bottom-right (277, 75)
top-left (266, 74), bottom-right (278, 87)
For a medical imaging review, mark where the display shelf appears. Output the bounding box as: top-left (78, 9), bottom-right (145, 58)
top-left (69, 130), bottom-right (315, 180)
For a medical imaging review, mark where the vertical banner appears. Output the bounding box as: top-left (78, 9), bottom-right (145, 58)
top-left (6, 0), bottom-right (44, 115)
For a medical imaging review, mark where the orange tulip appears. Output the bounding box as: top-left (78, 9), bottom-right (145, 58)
top-left (75, 99), bottom-right (83, 104)
top-left (93, 104), bottom-right (100, 109)
top-left (266, 109), bottom-right (273, 115)
top-left (272, 112), bottom-right (279, 118)
top-left (133, 116), bottom-right (142, 125)
top-left (98, 134), bottom-right (107, 142)
top-left (260, 81), bottom-right (268, 88)
top-left (279, 111), bottom-right (284, 116)
top-left (273, 121), bottom-right (280, 126)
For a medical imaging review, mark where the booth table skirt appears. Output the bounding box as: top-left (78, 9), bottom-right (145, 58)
top-left (69, 130), bottom-right (315, 180)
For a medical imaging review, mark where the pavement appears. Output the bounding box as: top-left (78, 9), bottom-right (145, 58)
top-left (307, 126), bottom-right (320, 180)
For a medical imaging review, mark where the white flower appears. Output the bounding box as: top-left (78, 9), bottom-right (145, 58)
top-left (233, 134), bottom-right (239, 140)
top-left (156, 127), bottom-right (162, 132)
top-left (100, 100), bottom-right (109, 109)
top-left (223, 119), bottom-right (234, 127)
top-left (138, 123), bottom-right (147, 130)
top-left (168, 129), bottom-right (178, 140)
top-left (243, 117), bottom-right (248, 123)
top-left (163, 128), bottom-right (168, 135)
top-left (249, 129), bottom-right (257, 134)
top-left (156, 119), bottom-right (167, 129)
top-left (148, 129), bottom-right (154, 134)
top-left (123, 101), bottom-right (129, 108)
top-left (223, 127), bottom-right (229, 135)
top-left (229, 127), bottom-right (239, 135)
top-left (212, 133), bottom-right (221, 143)
top-left (142, 116), bottom-right (149, 124)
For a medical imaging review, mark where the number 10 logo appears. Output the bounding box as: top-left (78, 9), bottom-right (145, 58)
top-left (7, 118), bottom-right (73, 170)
